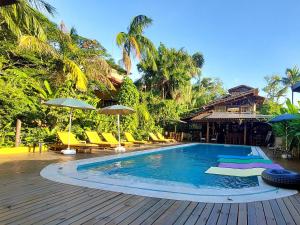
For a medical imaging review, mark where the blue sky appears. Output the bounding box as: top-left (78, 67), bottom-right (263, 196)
top-left (47, 0), bottom-right (300, 97)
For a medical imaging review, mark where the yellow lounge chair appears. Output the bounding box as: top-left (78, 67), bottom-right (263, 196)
top-left (124, 132), bottom-right (149, 144)
top-left (56, 132), bottom-right (98, 152)
top-left (149, 132), bottom-right (169, 143)
top-left (101, 132), bottom-right (134, 146)
top-left (85, 131), bottom-right (117, 148)
top-left (156, 132), bottom-right (176, 142)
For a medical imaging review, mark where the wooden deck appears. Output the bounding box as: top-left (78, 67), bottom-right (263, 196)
top-left (1, 151), bottom-right (300, 224)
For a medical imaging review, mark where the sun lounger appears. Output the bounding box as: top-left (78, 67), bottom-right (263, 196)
top-left (101, 132), bottom-right (134, 146)
top-left (149, 132), bottom-right (169, 143)
top-left (124, 132), bottom-right (149, 144)
top-left (55, 132), bottom-right (99, 152)
top-left (156, 132), bottom-right (176, 142)
top-left (205, 167), bottom-right (265, 177)
top-left (218, 163), bottom-right (283, 169)
top-left (85, 131), bottom-right (116, 148)
top-left (218, 158), bottom-right (273, 164)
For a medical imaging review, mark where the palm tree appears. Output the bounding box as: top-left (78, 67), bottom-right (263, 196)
top-left (116, 15), bottom-right (157, 75)
top-left (18, 23), bottom-right (112, 92)
top-left (0, 0), bottom-right (55, 40)
top-left (282, 66), bottom-right (300, 104)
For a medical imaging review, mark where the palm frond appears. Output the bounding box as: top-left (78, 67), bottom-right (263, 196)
top-left (82, 57), bottom-right (115, 90)
top-left (129, 36), bottom-right (141, 59)
top-left (63, 58), bottom-right (88, 92)
top-left (27, 0), bottom-right (56, 16)
top-left (128, 15), bottom-right (152, 35)
top-left (116, 32), bottom-right (127, 47)
top-left (0, 1), bottom-right (47, 40)
top-left (18, 35), bottom-right (57, 57)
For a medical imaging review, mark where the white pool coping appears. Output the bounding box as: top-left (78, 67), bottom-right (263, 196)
top-left (41, 143), bottom-right (297, 203)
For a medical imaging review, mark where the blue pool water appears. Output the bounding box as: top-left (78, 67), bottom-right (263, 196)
top-left (77, 144), bottom-right (259, 189)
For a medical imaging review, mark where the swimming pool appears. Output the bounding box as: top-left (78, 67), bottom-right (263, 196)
top-left (78, 144), bottom-right (258, 189)
top-left (41, 144), bottom-right (297, 203)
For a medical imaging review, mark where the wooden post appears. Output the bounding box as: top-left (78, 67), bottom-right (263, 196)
top-left (243, 122), bottom-right (247, 145)
top-left (15, 119), bottom-right (21, 147)
top-left (206, 122), bottom-right (209, 143)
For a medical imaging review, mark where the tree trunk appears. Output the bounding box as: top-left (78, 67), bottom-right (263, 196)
top-left (292, 91), bottom-right (294, 105)
top-left (15, 119), bottom-right (21, 147)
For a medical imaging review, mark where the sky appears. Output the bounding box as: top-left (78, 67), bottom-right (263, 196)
top-left (47, 0), bottom-right (300, 98)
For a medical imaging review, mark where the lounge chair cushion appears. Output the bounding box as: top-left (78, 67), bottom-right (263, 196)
top-left (102, 132), bottom-right (133, 146)
top-left (85, 131), bottom-right (115, 147)
top-left (124, 132), bottom-right (148, 144)
top-left (57, 132), bottom-right (97, 147)
top-left (149, 132), bottom-right (168, 142)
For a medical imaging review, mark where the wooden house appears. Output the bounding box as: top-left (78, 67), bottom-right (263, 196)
top-left (184, 85), bottom-right (272, 146)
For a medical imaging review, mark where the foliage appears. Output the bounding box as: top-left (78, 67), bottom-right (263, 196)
top-left (0, 3), bottom-right (218, 146)
top-left (138, 43), bottom-right (199, 100)
top-left (116, 15), bottom-right (157, 74)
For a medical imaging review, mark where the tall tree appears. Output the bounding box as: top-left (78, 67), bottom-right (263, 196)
top-left (116, 15), bottom-right (157, 75)
top-left (17, 22), bottom-right (112, 92)
top-left (138, 43), bottom-right (198, 100)
top-left (263, 75), bottom-right (287, 103)
top-left (0, 0), bottom-right (55, 40)
top-left (282, 66), bottom-right (300, 104)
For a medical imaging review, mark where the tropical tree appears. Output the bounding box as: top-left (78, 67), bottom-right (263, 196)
top-left (0, 0), bottom-right (55, 40)
top-left (17, 22), bottom-right (113, 92)
top-left (116, 15), bottom-right (157, 74)
top-left (282, 66), bottom-right (300, 104)
top-left (263, 75), bottom-right (287, 103)
top-left (138, 43), bottom-right (198, 100)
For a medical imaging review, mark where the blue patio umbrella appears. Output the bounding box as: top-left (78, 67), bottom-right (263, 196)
top-left (269, 113), bottom-right (299, 150)
top-left (44, 98), bottom-right (96, 154)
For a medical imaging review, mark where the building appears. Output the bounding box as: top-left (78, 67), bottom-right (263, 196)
top-left (184, 85), bottom-right (272, 146)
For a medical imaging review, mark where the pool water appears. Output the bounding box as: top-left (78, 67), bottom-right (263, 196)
top-left (77, 144), bottom-right (259, 189)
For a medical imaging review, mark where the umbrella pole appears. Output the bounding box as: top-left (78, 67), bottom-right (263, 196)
top-left (68, 108), bottom-right (73, 150)
top-left (117, 114), bottom-right (121, 147)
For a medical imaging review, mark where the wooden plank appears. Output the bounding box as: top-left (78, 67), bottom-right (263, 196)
top-left (261, 201), bottom-right (276, 225)
top-left (129, 199), bottom-right (169, 225)
top-left (1, 188), bottom-right (105, 224)
top-left (173, 202), bottom-right (198, 225)
top-left (0, 187), bottom-right (92, 222)
top-left (0, 181), bottom-right (76, 206)
top-left (247, 202), bottom-right (257, 225)
top-left (269, 199), bottom-right (286, 225)
top-left (184, 202), bottom-right (206, 225)
top-left (0, 186), bottom-right (84, 217)
top-left (282, 197), bottom-right (300, 225)
top-left (254, 201), bottom-right (266, 225)
top-left (139, 200), bottom-right (175, 225)
top-left (35, 191), bottom-right (123, 225)
top-left (0, 180), bottom-right (62, 202)
top-left (65, 194), bottom-right (132, 225)
top-left (195, 203), bottom-right (214, 225)
top-left (227, 204), bottom-right (238, 225)
top-left (238, 203), bottom-right (247, 225)
top-left (217, 204), bottom-right (231, 225)
top-left (117, 198), bottom-right (161, 225)
top-left (276, 198), bottom-right (296, 225)
top-left (289, 196), bottom-right (300, 215)
top-left (204, 203), bottom-right (222, 225)
top-left (92, 196), bottom-right (146, 225)
top-left (152, 200), bottom-right (190, 225)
